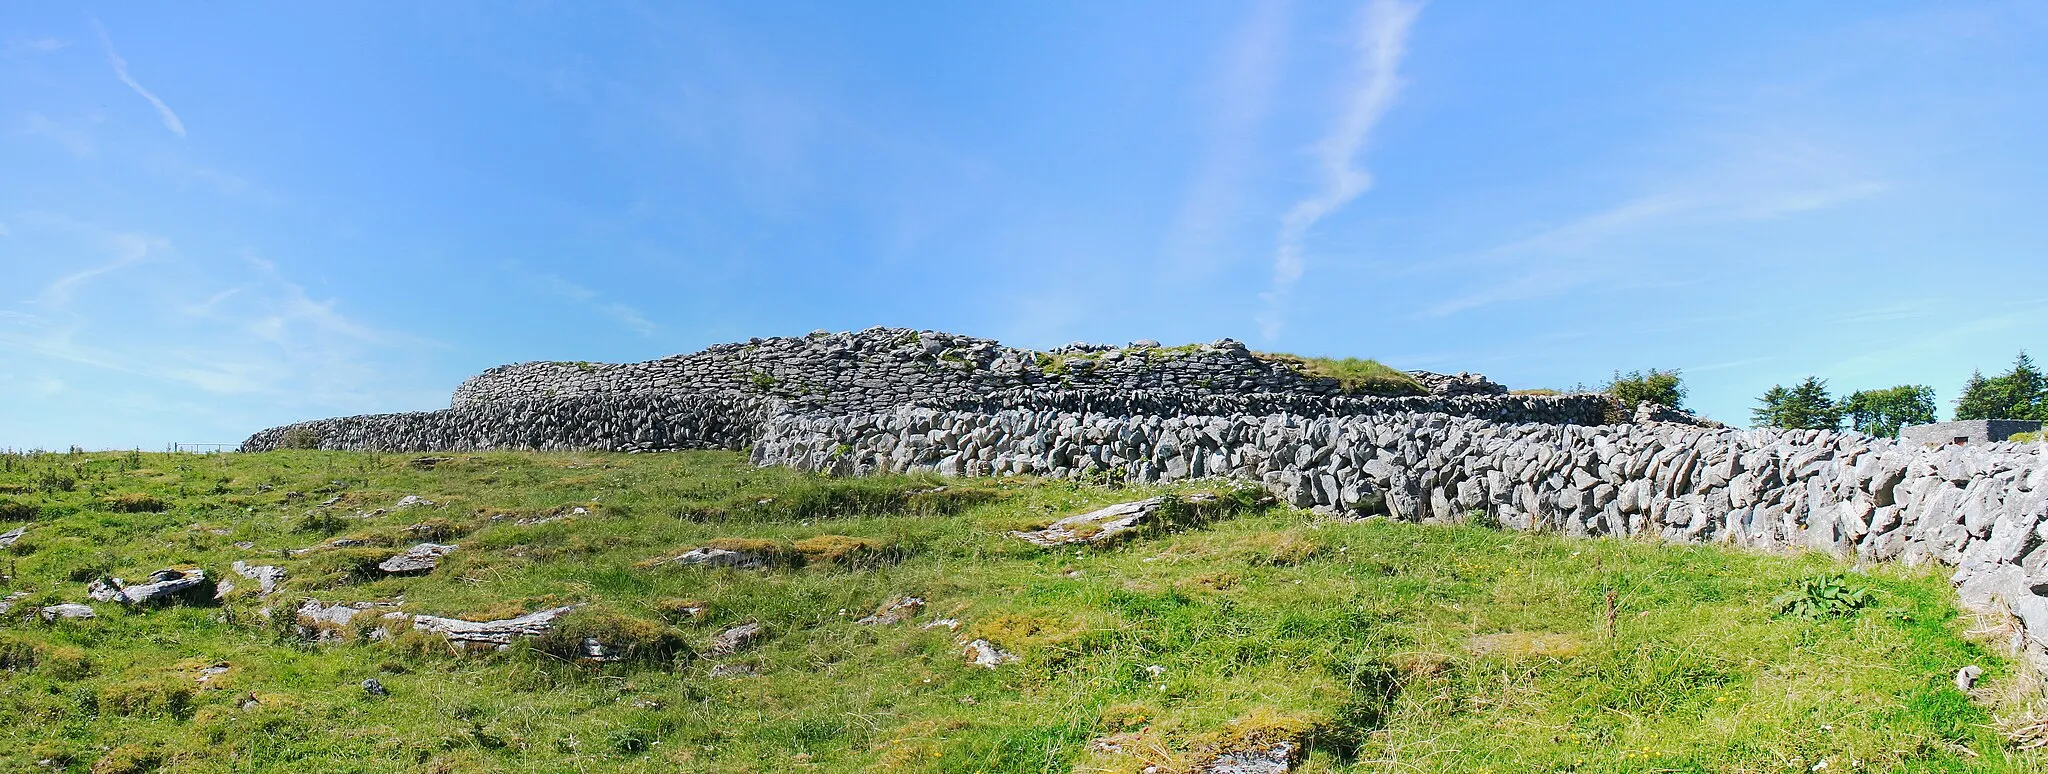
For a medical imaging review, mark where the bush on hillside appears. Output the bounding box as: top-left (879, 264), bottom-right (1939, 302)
top-left (0, 498), bottom-right (36, 521)
top-left (1604, 369), bottom-right (1686, 409)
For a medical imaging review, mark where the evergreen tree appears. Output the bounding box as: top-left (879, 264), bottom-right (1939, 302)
top-left (1955, 369), bottom-right (1996, 420)
top-left (1753, 377), bottom-right (1843, 431)
top-left (1955, 351), bottom-right (2048, 420)
top-left (1841, 385), bottom-right (1936, 438)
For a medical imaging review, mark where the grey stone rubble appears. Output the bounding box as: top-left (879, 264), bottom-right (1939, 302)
top-left (708, 663), bottom-right (757, 678)
top-left (295, 600), bottom-right (406, 639)
top-left (658, 546), bottom-right (769, 570)
top-left (708, 622), bottom-right (765, 656)
top-left (87, 568), bottom-right (211, 606)
top-left (40, 603), bottom-right (96, 621)
top-left (963, 639), bottom-right (1019, 668)
top-left (1012, 497), bottom-right (1175, 547)
top-left (410, 605), bottom-right (582, 648)
top-left (0, 525), bottom-right (24, 548)
top-left (855, 596), bottom-right (925, 625)
top-left (1205, 742), bottom-right (1296, 774)
top-left (232, 561), bottom-right (287, 595)
top-left (378, 543), bottom-right (459, 574)
top-left (0, 592), bottom-right (27, 616)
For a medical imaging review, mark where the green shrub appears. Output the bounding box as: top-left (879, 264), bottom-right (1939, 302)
top-left (2013, 431), bottom-right (2045, 443)
top-left (1771, 575), bottom-right (1874, 619)
top-left (1605, 369), bottom-right (1686, 409)
top-left (279, 427), bottom-right (323, 450)
top-left (0, 634), bottom-right (41, 671)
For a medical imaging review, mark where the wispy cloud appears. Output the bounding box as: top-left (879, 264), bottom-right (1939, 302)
top-left (518, 267), bottom-right (658, 336)
top-left (1168, 0), bottom-right (1289, 272)
top-left (1257, 0), bottom-right (1422, 340)
top-left (36, 232), bottom-right (161, 306)
top-left (5, 37), bottom-right (68, 56)
top-left (1419, 179), bottom-right (1890, 318)
top-left (93, 20), bottom-right (185, 138)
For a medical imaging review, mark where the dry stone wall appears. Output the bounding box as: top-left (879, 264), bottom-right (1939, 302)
top-left (751, 406), bottom-right (2048, 656)
top-left (448, 327), bottom-right (1488, 414)
top-left (242, 392), bottom-right (775, 453)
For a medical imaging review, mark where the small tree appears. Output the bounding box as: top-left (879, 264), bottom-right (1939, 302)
top-left (1604, 369), bottom-right (1685, 409)
top-left (1841, 385), bottom-right (1936, 438)
top-left (1752, 377), bottom-right (1843, 431)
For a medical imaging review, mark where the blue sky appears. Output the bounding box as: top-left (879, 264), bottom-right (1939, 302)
top-left (5, 2), bottom-right (2047, 449)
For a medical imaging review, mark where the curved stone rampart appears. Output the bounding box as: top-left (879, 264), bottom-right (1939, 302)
top-left (242, 392), bottom-right (776, 453)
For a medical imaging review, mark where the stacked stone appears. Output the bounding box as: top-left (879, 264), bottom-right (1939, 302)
top-left (241, 392), bottom-right (777, 453)
top-left (751, 406), bottom-right (2046, 568)
top-left (445, 327), bottom-right (1440, 415)
top-left (933, 389), bottom-right (1608, 425)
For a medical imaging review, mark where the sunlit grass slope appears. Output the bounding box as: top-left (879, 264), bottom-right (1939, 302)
top-left (0, 450), bottom-right (2034, 772)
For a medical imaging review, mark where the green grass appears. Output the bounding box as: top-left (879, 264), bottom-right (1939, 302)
top-left (0, 449), bottom-right (2039, 772)
top-left (1253, 353), bottom-right (1427, 396)
top-left (2012, 432), bottom-right (2043, 443)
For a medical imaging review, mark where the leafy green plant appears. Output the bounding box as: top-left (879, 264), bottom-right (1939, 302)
top-left (1605, 369), bottom-right (1686, 409)
top-left (279, 427), bottom-right (323, 450)
top-left (1770, 574), bottom-right (1874, 619)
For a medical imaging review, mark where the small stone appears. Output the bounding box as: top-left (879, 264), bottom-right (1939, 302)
top-left (709, 622), bottom-right (765, 656)
top-left (40, 603), bottom-right (96, 621)
top-left (0, 525), bottom-right (25, 548)
top-left (197, 664), bottom-right (230, 683)
top-left (920, 618), bottom-right (963, 632)
top-left (963, 639), bottom-right (1018, 668)
top-left (378, 543), bottom-right (458, 574)
top-left (361, 678), bottom-right (389, 697)
top-left (1957, 664), bottom-right (1984, 691)
top-left (855, 596), bottom-right (925, 626)
top-left (708, 663), bottom-right (758, 678)
top-left (1205, 742), bottom-right (1296, 773)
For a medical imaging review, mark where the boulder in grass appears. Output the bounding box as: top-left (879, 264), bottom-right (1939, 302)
top-left (378, 543), bottom-right (458, 574)
top-left (855, 596), bottom-right (925, 625)
top-left (963, 639), bottom-right (1018, 668)
top-left (656, 546), bottom-right (771, 570)
top-left (40, 603), bottom-right (97, 621)
top-left (411, 605), bottom-right (581, 649)
top-left (708, 622), bottom-right (765, 656)
top-left (1205, 742), bottom-right (1296, 774)
top-left (1010, 494), bottom-right (1216, 547)
top-left (87, 568), bottom-right (213, 606)
top-left (0, 525), bottom-right (25, 548)
top-left (232, 561), bottom-right (287, 596)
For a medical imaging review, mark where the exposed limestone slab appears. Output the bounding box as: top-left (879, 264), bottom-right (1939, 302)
top-left (1205, 742), bottom-right (1296, 774)
top-left (232, 561), bottom-right (287, 595)
top-left (855, 596), bottom-right (925, 625)
top-left (963, 639), bottom-right (1017, 668)
top-left (1011, 494), bottom-right (1215, 547)
top-left (654, 547), bottom-right (770, 570)
top-left (378, 543), bottom-right (458, 574)
top-left (708, 622), bottom-right (765, 656)
top-left (41, 603), bottom-right (96, 621)
top-left (87, 568), bottom-right (212, 606)
top-left (411, 605), bottom-right (581, 647)
top-left (0, 525), bottom-right (24, 548)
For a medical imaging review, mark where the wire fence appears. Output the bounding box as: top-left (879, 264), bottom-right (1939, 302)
top-left (169, 443), bottom-right (239, 454)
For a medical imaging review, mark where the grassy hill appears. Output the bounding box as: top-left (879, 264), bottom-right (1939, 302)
top-left (0, 449), bottom-right (2035, 772)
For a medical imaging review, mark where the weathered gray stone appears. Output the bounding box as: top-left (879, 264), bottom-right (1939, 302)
top-left (411, 605), bottom-right (580, 647)
top-left (708, 622), bottom-right (765, 656)
top-left (963, 639), bottom-right (1018, 668)
top-left (87, 568), bottom-right (211, 606)
top-left (378, 543), bottom-right (458, 574)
